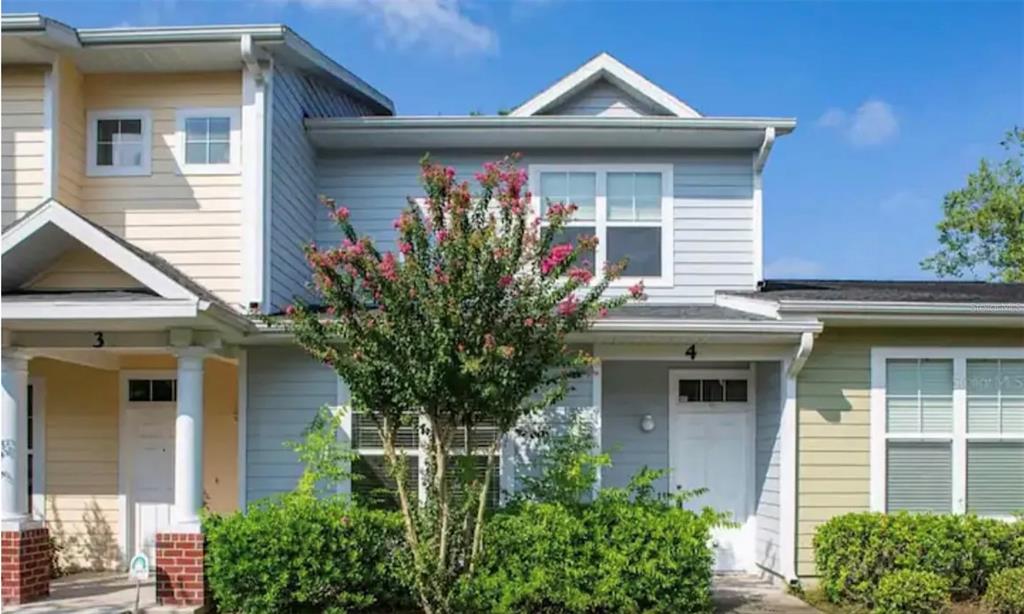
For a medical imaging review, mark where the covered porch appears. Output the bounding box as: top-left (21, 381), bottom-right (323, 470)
top-left (2, 200), bottom-right (252, 609)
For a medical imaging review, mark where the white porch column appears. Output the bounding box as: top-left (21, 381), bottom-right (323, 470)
top-left (1, 349), bottom-right (29, 526)
top-left (173, 347), bottom-right (206, 531)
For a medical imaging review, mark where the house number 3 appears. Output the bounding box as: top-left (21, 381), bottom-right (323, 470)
top-left (93, 332), bottom-right (105, 348)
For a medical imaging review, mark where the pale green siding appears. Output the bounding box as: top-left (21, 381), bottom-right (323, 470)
top-left (796, 326), bottom-right (1024, 577)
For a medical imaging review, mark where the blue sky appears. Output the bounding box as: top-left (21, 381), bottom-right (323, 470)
top-left (9, 0), bottom-right (1023, 280)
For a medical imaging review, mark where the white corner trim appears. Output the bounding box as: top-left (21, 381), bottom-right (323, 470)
top-left (236, 350), bottom-right (248, 511)
top-left (779, 364), bottom-right (798, 581)
top-left (1, 200), bottom-right (196, 301)
top-left (511, 52), bottom-right (701, 118)
top-left (336, 375), bottom-right (352, 495)
top-left (42, 62), bottom-right (58, 200)
top-left (591, 358), bottom-right (603, 496)
top-left (752, 169), bottom-right (764, 286)
top-left (173, 107), bottom-right (242, 175)
top-left (85, 109), bottom-right (153, 177)
top-left (241, 62), bottom-right (268, 310)
top-left (527, 163), bottom-right (675, 288)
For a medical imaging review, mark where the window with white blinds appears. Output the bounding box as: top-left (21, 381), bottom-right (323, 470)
top-left (875, 351), bottom-right (1024, 518)
top-left (350, 411), bottom-right (502, 510)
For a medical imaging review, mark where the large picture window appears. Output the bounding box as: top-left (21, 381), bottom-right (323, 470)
top-left (871, 349), bottom-right (1024, 517)
top-left (531, 164), bottom-right (674, 286)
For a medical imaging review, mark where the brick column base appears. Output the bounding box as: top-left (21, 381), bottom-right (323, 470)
top-left (156, 532), bottom-right (206, 608)
top-left (1, 526), bottom-right (51, 605)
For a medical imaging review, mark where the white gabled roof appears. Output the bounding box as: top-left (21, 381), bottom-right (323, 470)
top-left (510, 52), bottom-right (701, 118)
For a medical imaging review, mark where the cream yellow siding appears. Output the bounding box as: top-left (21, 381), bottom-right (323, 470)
top-left (25, 247), bottom-right (144, 291)
top-left (34, 355), bottom-right (238, 571)
top-left (2, 65), bottom-right (47, 227)
top-left (56, 57), bottom-right (85, 207)
top-left (78, 72), bottom-right (244, 306)
top-left (796, 327), bottom-right (1024, 577)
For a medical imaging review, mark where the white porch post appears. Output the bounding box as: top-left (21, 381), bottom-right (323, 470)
top-left (1, 349), bottom-right (30, 526)
top-left (173, 348), bottom-right (206, 531)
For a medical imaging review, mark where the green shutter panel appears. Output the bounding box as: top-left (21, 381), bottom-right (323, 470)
top-left (967, 441), bottom-right (1024, 516)
top-left (886, 441), bottom-right (952, 513)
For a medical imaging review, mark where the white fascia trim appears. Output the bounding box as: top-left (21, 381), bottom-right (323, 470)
top-left (1, 201), bottom-right (196, 300)
top-left (1, 299), bottom-right (199, 321)
top-left (715, 292), bottom-right (780, 319)
top-left (174, 107), bottom-right (242, 175)
top-left (510, 52), bottom-right (700, 118)
top-left (593, 318), bottom-right (822, 334)
top-left (779, 300), bottom-right (1024, 316)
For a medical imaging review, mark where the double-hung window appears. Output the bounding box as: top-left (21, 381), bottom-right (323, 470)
top-left (872, 348), bottom-right (1024, 517)
top-left (531, 165), bottom-right (674, 286)
top-left (87, 110), bottom-right (152, 176)
top-left (350, 412), bottom-right (502, 510)
top-left (175, 108), bottom-right (241, 174)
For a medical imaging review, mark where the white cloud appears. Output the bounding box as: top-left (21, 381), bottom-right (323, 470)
top-left (288, 0), bottom-right (497, 56)
top-left (817, 99), bottom-right (899, 147)
top-left (766, 256), bottom-right (825, 279)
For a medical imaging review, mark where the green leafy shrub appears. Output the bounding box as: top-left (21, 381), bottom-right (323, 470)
top-left (204, 494), bottom-right (413, 613)
top-left (873, 570), bottom-right (950, 614)
top-left (454, 470), bottom-right (720, 613)
top-left (983, 567), bottom-right (1024, 614)
top-left (814, 512), bottom-right (1024, 606)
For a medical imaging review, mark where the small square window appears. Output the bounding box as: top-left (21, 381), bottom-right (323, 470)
top-left (177, 109), bottom-right (239, 173)
top-left (678, 380), bottom-right (701, 402)
top-left (702, 380), bottom-right (725, 402)
top-left (128, 379), bottom-right (151, 402)
top-left (725, 380), bottom-right (748, 402)
top-left (88, 111), bottom-right (151, 176)
top-left (151, 379), bottom-right (176, 402)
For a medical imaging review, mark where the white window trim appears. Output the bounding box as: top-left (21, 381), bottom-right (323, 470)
top-left (870, 346), bottom-right (1024, 517)
top-left (175, 107), bottom-right (242, 175)
top-left (86, 109), bottom-right (152, 177)
top-left (529, 163), bottom-right (675, 288)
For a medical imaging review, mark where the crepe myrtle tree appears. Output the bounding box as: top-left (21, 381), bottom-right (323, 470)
top-left (279, 155), bottom-right (645, 613)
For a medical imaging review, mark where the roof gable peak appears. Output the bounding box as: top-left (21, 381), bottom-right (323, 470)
top-left (510, 52), bottom-right (700, 118)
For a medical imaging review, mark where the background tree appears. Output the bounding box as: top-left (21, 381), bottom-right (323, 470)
top-left (922, 127), bottom-right (1024, 281)
top-left (282, 155), bottom-right (643, 613)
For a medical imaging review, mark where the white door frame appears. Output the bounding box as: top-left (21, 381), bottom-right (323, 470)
top-left (667, 366), bottom-right (757, 572)
top-left (118, 369), bottom-right (176, 566)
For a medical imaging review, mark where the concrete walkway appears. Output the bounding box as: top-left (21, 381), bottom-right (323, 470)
top-left (7, 572), bottom-right (156, 614)
top-left (714, 574), bottom-right (822, 613)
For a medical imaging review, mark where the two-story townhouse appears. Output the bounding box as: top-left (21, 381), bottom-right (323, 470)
top-left (0, 13), bottom-right (392, 606)
top-left (2, 14), bottom-right (1022, 612)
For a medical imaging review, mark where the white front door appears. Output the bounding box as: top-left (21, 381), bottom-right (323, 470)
top-left (668, 369), bottom-right (755, 572)
top-left (129, 407), bottom-right (175, 562)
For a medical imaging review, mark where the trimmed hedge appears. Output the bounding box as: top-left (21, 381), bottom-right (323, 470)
top-left (204, 494), bottom-right (413, 613)
top-left (453, 488), bottom-right (717, 613)
top-left (872, 570), bottom-right (950, 614)
top-left (983, 567), bottom-right (1024, 614)
top-left (813, 512), bottom-right (1024, 607)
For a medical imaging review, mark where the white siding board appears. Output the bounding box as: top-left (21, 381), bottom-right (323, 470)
top-left (316, 150), bottom-right (756, 303)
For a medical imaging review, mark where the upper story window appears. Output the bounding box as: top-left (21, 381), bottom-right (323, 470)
top-left (531, 164), bottom-right (673, 287)
top-left (87, 109), bottom-right (152, 177)
top-left (175, 108), bottom-right (241, 175)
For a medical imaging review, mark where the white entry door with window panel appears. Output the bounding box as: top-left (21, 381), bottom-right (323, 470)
top-left (123, 375), bottom-right (177, 562)
top-left (668, 369), bottom-right (755, 572)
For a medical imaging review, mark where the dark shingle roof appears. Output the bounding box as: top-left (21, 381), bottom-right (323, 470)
top-left (729, 280), bottom-right (1024, 304)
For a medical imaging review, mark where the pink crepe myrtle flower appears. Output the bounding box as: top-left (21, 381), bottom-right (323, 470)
top-left (379, 252), bottom-right (398, 282)
top-left (557, 295), bottom-right (579, 317)
top-left (540, 243), bottom-right (573, 275)
top-left (567, 267), bottom-right (593, 284)
top-left (598, 307), bottom-right (609, 318)
top-left (435, 229), bottom-right (449, 243)
top-left (628, 281), bottom-right (646, 299)
top-left (499, 275), bottom-right (514, 288)
top-left (524, 317), bottom-right (535, 327)
top-left (398, 241), bottom-right (413, 256)
top-left (284, 304), bottom-right (296, 316)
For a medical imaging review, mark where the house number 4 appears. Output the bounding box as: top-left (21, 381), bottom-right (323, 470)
top-left (685, 344), bottom-right (697, 360)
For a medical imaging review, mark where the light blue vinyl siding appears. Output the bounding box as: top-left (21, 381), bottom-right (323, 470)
top-left (754, 361), bottom-right (783, 575)
top-left (245, 346), bottom-right (337, 503)
top-left (267, 63), bottom-right (382, 311)
top-left (542, 78), bottom-right (667, 117)
top-left (601, 361), bottom-right (672, 492)
top-left (317, 150), bottom-right (756, 303)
